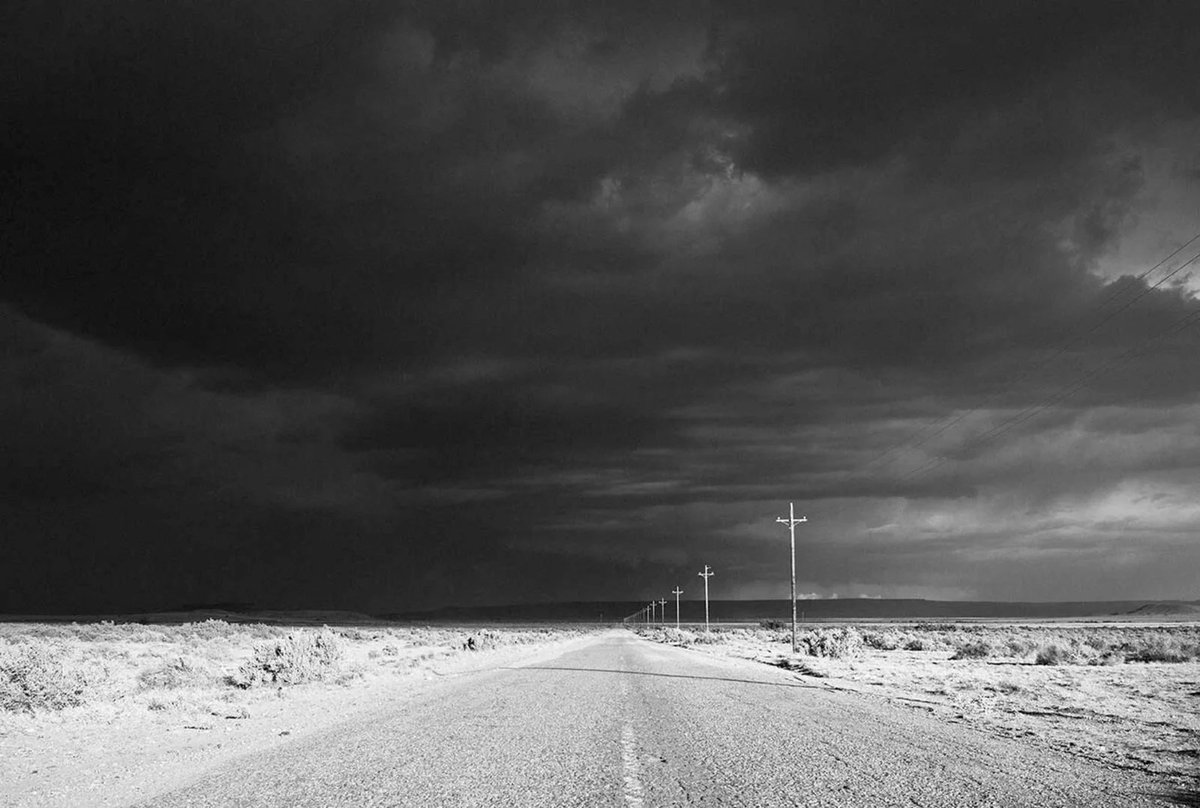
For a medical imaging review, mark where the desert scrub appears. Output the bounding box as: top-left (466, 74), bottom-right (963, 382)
top-left (658, 627), bottom-right (701, 646)
top-left (951, 640), bottom-right (993, 660)
top-left (138, 655), bottom-right (216, 689)
top-left (1126, 633), bottom-right (1197, 663)
top-left (0, 641), bottom-right (90, 712)
top-left (861, 630), bottom-right (905, 650)
top-left (1004, 637), bottom-right (1039, 658)
top-left (689, 629), bottom-right (724, 644)
top-left (1035, 643), bottom-right (1077, 665)
top-left (798, 628), bottom-right (862, 658)
top-left (229, 629), bottom-right (344, 688)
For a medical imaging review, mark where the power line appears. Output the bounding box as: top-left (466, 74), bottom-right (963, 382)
top-left (891, 246), bottom-right (1200, 476)
top-left (857, 231), bottom-right (1200, 476)
top-left (901, 304), bottom-right (1200, 482)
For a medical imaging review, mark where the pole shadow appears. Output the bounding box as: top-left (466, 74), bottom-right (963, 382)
top-left (504, 664), bottom-right (824, 690)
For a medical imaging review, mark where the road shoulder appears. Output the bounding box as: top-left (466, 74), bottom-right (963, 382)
top-left (0, 631), bottom-right (601, 808)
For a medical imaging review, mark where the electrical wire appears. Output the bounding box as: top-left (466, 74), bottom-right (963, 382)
top-left (856, 232), bottom-right (1200, 477)
top-left (900, 303), bottom-right (1200, 482)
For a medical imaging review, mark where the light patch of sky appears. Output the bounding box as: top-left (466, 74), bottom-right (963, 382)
top-left (584, 479), bottom-right (685, 498)
top-left (725, 580), bottom-right (975, 601)
top-left (1088, 119), bottom-right (1200, 296)
top-left (659, 169), bottom-right (790, 256)
top-left (873, 476), bottom-right (1200, 558)
top-left (1066, 478), bottom-right (1200, 532)
top-left (955, 406), bottom-right (1200, 478)
top-left (506, 23), bottom-right (706, 122)
top-left (541, 155), bottom-right (798, 271)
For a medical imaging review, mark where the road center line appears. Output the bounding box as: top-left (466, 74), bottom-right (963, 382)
top-left (620, 723), bottom-right (645, 808)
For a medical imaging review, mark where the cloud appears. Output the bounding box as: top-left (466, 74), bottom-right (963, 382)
top-left (4, 2), bottom-right (1200, 611)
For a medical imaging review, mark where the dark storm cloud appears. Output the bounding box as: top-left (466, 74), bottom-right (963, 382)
top-left (1, 0), bottom-right (707, 377)
top-left (704, 1), bottom-right (1200, 178)
top-left (4, 1), bottom-right (1200, 611)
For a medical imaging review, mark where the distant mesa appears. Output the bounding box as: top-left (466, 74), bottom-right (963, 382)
top-left (1123, 601), bottom-right (1200, 616)
top-left (386, 598), bottom-right (1190, 623)
top-left (170, 602), bottom-right (255, 611)
top-left (144, 604), bottom-right (382, 625)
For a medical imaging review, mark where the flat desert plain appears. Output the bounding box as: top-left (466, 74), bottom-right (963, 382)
top-left (0, 620), bottom-right (592, 807)
top-left (634, 621), bottom-right (1200, 783)
top-left (2, 618), bottom-right (1197, 806)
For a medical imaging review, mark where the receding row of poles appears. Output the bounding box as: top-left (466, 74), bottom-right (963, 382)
top-left (622, 503), bottom-right (808, 650)
top-left (622, 564), bottom-right (715, 630)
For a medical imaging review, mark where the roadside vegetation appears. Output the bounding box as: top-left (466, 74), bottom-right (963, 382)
top-left (632, 620), bottom-right (1200, 780)
top-left (633, 622), bottom-right (1200, 664)
top-left (0, 620), bottom-right (584, 714)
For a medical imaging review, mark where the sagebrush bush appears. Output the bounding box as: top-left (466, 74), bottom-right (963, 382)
top-left (655, 627), bottom-right (700, 646)
top-left (951, 640), bottom-right (992, 660)
top-left (1004, 637), bottom-right (1039, 657)
top-left (798, 628), bottom-right (862, 658)
top-left (1126, 634), bottom-right (1195, 663)
top-left (229, 630), bottom-right (344, 688)
top-left (1035, 643), bottom-right (1076, 665)
top-left (861, 630), bottom-right (904, 650)
top-left (0, 641), bottom-right (89, 712)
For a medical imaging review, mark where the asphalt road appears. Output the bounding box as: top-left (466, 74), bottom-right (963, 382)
top-left (137, 632), bottom-right (1176, 807)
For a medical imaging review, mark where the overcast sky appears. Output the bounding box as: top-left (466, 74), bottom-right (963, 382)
top-left (4, 2), bottom-right (1200, 613)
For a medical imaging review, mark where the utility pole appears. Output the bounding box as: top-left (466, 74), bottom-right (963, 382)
top-left (698, 565), bottom-right (714, 632)
top-left (650, 601), bottom-right (656, 623)
top-left (775, 501), bottom-right (808, 654)
top-left (658, 598), bottom-right (667, 625)
top-left (672, 587), bottom-right (683, 627)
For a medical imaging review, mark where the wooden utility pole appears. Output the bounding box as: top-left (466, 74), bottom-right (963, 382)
top-left (658, 598), bottom-right (667, 625)
top-left (698, 565), bottom-right (714, 632)
top-left (775, 501), bottom-right (808, 654)
top-left (650, 601), bottom-right (657, 623)
top-left (672, 587), bottom-right (683, 627)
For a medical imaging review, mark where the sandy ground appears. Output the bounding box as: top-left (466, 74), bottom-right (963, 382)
top-left (0, 627), bottom-right (597, 808)
top-left (639, 624), bottom-right (1200, 784)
